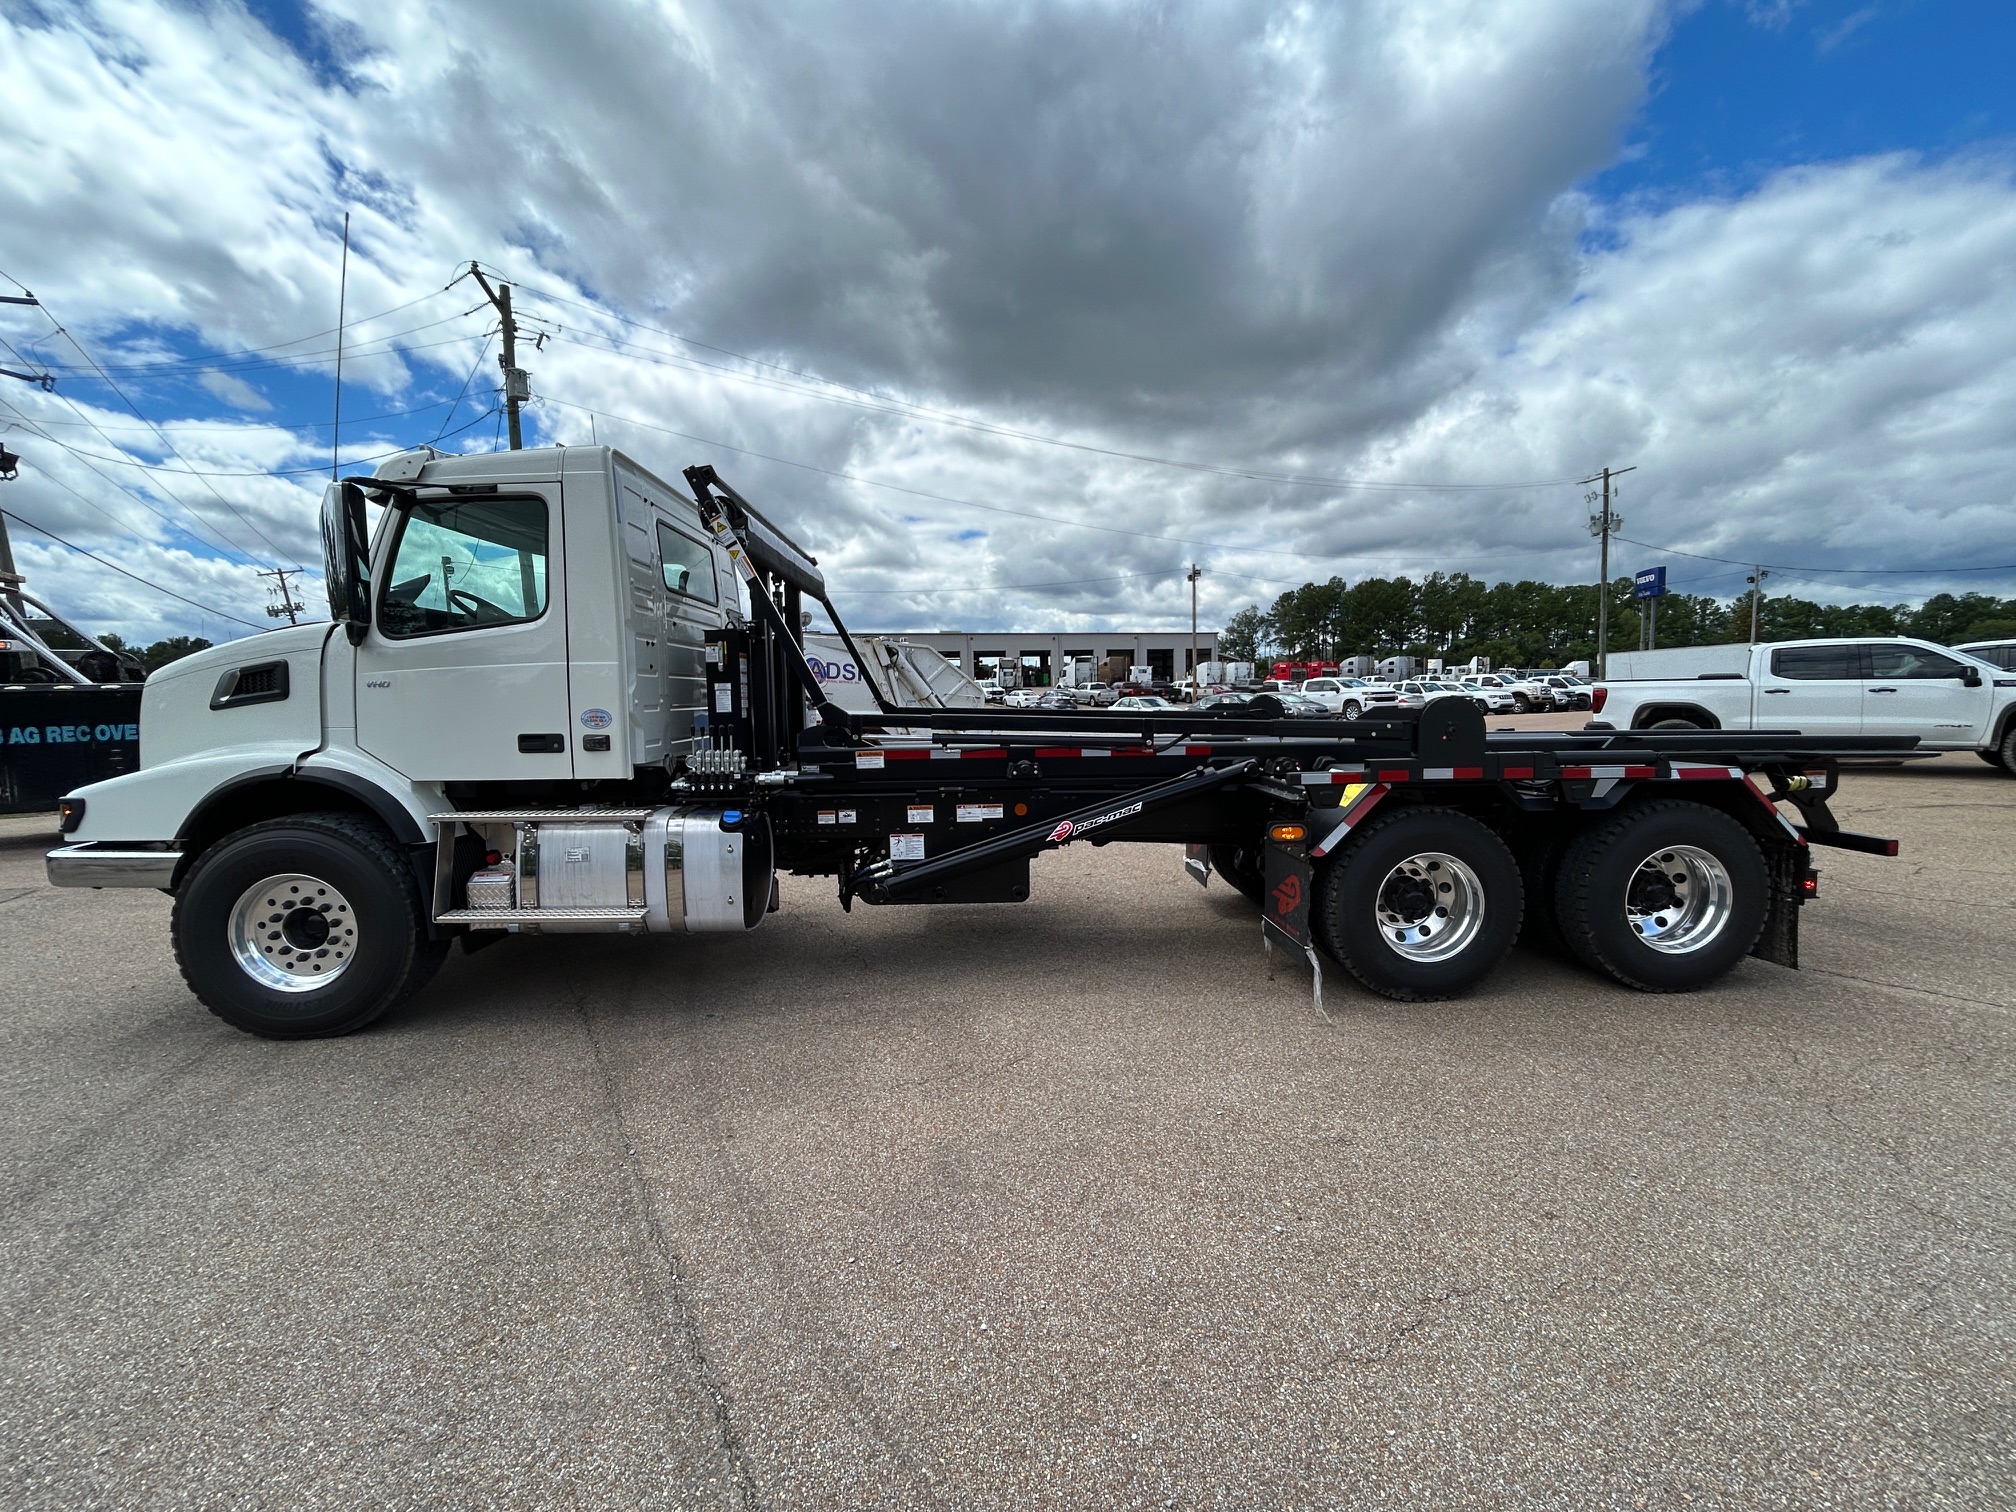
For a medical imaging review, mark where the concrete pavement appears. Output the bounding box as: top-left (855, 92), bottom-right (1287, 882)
top-left (1, 755), bottom-right (2011, 1508)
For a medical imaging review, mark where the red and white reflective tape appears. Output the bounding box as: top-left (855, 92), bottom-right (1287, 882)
top-left (1298, 767), bottom-right (1368, 786)
top-left (1560, 764), bottom-right (1657, 780)
top-left (1421, 766), bottom-right (1486, 781)
top-left (1671, 763), bottom-right (1744, 781)
top-left (1308, 783), bottom-right (1391, 858)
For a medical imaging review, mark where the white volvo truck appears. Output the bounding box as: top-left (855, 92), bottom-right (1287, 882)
top-left (48, 445), bottom-right (1910, 1039)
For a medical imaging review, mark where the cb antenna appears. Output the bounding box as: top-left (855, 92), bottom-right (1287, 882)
top-left (331, 211), bottom-right (350, 481)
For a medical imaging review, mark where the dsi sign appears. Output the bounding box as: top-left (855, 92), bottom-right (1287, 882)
top-left (806, 655), bottom-right (863, 685)
top-left (1633, 566), bottom-right (1667, 600)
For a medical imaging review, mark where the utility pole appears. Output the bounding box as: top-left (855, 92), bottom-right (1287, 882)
top-left (1747, 566), bottom-right (1769, 643)
top-left (257, 566), bottom-right (306, 625)
top-left (1581, 465), bottom-right (1636, 678)
top-left (0, 441), bottom-right (22, 613)
top-left (469, 264), bottom-right (529, 449)
top-left (1187, 563), bottom-right (1202, 702)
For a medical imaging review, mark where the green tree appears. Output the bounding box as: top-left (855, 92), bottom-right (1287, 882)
top-left (1217, 605), bottom-right (1269, 662)
top-left (140, 636), bottom-right (212, 670)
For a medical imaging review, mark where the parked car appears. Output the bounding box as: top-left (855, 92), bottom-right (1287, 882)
top-left (1538, 674), bottom-right (1592, 711)
top-left (1273, 692), bottom-right (1334, 718)
top-left (1458, 677), bottom-right (1517, 714)
top-left (1954, 639), bottom-right (2016, 672)
top-left (974, 679), bottom-right (1009, 705)
top-left (1110, 694), bottom-right (1179, 712)
top-left (1298, 675), bottom-right (1403, 720)
top-left (1032, 690), bottom-right (1079, 711)
top-left (1003, 687), bottom-right (1043, 708)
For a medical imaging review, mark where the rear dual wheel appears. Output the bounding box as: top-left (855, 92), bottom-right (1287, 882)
top-left (1553, 800), bottom-right (1767, 991)
top-left (1313, 808), bottom-right (1522, 1000)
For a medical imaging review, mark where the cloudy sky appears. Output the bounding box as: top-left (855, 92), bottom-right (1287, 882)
top-left (1, 0), bottom-right (2012, 643)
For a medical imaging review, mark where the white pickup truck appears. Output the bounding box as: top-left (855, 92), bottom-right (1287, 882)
top-left (1594, 638), bottom-right (2016, 770)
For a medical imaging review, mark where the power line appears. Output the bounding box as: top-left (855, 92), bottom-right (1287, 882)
top-left (1614, 534), bottom-right (2016, 578)
top-left (487, 262), bottom-right (1580, 493)
top-left (28, 293), bottom-right (298, 563)
top-left (20, 404), bottom-right (503, 477)
top-left (538, 395), bottom-right (1578, 565)
top-left (0, 399), bottom-right (264, 562)
top-left (0, 507), bottom-right (265, 629)
top-left (831, 569), bottom-right (1188, 596)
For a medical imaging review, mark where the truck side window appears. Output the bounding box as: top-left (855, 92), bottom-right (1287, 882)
top-left (378, 496), bottom-right (548, 638)
top-left (1770, 645), bottom-right (1860, 680)
top-left (657, 521), bottom-right (718, 603)
top-left (1868, 644), bottom-right (1966, 680)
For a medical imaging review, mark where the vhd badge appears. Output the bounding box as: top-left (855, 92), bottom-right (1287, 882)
top-left (579, 708), bottom-right (613, 730)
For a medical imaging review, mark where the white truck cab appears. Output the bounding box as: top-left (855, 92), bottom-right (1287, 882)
top-left (46, 445), bottom-right (753, 1034)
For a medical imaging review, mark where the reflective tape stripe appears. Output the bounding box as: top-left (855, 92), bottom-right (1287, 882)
top-left (1298, 767), bottom-right (1368, 785)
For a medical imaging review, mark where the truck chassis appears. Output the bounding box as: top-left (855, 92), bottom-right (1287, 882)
top-left (49, 461), bottom-right (1909, 1037)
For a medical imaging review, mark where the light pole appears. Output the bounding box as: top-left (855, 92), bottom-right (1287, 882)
top-left (1187, 563), bottom-right (1201, 702)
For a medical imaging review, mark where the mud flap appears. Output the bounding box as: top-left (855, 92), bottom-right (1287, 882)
top-left (1751, 842), bottom-right (1803, 970)
top-left (1184, 842), bottom-right (1212, 887)
top-left (1261, 837), bottom-right (1327, 1017)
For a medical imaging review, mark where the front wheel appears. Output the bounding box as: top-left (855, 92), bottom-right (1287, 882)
top-left (1996, 723), bottom-right (2016, 774)
top-left (1553, 800), bottom-right (1767, 992)
top-left (1313, 807), bottom-right (1523, 1000)
top-left (173, 812), bottom-right (448, 1038)
top-left (1340, 700), bottom-right (1362, 720)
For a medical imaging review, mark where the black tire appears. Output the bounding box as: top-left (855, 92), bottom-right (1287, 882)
top-left (1209, 843), bottom-right (1266, 904)
top-left (1996, 723), bottom-right (2016, 773)
top-left (1512, 694), bottom-right (1533, 713)
top-left (1649, 717), bottom-right (1703, 730)
top-left (1976, 749), bottom-right (2005, 769)
top-left (1553, 800), bottom-right (1767, 992)
top-left (1340, 700), bottom-right (1362, 720)
top-left (173, 812), bottom-right (448, 1038)
top-left (1313, 807), bottom-right (1523, 1001)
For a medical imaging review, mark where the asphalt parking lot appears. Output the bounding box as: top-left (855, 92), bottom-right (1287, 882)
top-left (2, 751), bottom-right (2011, 1510)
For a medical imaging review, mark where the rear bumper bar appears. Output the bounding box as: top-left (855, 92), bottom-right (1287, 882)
top-left (45, 842), bottom-right (182, 889)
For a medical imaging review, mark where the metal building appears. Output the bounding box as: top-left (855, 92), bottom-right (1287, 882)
top-left (875, 630), bottom-right (1220, 686)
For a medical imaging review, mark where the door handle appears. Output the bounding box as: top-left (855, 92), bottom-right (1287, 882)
top-left (517, 733), bottom-right (566, 753)
top-left (1869, 687), bottom-right (1897, 694)
top-left (1763, 687), bottom-right (1789, 694)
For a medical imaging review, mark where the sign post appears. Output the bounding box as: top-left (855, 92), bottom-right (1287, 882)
top-left (1633, 566), bottom-right (1667, 650)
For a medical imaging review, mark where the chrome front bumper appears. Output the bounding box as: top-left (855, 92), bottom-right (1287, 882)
top-left (45, 842), bottom-right (182, 889)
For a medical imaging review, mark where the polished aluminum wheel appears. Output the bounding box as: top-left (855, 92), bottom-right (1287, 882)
top-left (228, 873), bottom-right (359, 992)
top-left (1626, 845), bottom-right (1733, 954)
top-left (1375, 851), bottom-right (1486, 962)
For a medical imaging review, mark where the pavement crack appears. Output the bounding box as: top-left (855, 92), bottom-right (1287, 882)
top-left (1801, 966), bottom-right (2015, 1016)
top-left (570, 988), bottom-right (764, 1512)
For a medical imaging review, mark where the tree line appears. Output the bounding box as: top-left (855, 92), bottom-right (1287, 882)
top-left (1215, 575), bottom-right (2016, 668)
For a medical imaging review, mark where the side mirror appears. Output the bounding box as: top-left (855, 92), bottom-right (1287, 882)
top-left (320, 481), bottom-right (373, 645)
top-left (1962, 664), bottom-right (1982, 687)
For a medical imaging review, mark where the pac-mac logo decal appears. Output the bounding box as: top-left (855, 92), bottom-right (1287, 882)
top-left (1271, 875), bottom-right (1302, 915)
top-left (1046, 800), bottom-right (1142, 847)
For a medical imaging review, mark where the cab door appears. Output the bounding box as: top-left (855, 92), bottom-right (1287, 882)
top-left (354, 487), bottom-right (573, 781)
top-left (1861, 642), bottom-right (1988, 744)
top-left (1758, 644), bottom-right (1862, 734)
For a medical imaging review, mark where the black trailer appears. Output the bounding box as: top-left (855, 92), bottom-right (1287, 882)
top-left (676, 468), bottom-right (1905, 1006)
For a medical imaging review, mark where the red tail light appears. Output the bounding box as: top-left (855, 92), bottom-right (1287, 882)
top-left (1590, 686), bottom-right (1608, 713)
